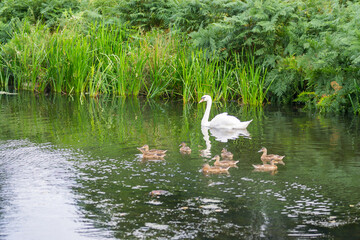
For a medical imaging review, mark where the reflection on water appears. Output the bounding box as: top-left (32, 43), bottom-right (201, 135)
top-left (0, 92), bottom-right (360, 239)
top-left (200, 127), bottom-right (212, 158)
top-left (0, 140), bottom-right (107, 240)
top-left (209, 127), bottom-right (251, 142)
top-left (200, 126), bottom-right (250, 157)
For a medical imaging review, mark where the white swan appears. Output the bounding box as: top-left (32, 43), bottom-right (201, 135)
top-left (199, 95), bottom-right (252, 129)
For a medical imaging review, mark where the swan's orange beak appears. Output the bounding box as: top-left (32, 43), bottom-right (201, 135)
top-left (199, 98), bottom-right (204, 103)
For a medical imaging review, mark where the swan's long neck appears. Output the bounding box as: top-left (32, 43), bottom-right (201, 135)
top-left (201, 99), bottom-right (212, 126)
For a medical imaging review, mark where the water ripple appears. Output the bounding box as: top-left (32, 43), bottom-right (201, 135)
top-left (0, 140), bottom-right (109, 240)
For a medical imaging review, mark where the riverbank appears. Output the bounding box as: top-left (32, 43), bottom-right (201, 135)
top-left (0, 23), bottom-right (269, 105)
top-left (0, 0), bottom-right (359, 113)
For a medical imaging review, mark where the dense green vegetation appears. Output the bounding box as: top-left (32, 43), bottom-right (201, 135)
top-left (0, 0), bottom-right (359, 113)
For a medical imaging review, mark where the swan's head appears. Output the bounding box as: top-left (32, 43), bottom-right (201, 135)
top-left (199, 95), bottom-right (212, 103)
top-left (179, 142), bottom-right (187, 147)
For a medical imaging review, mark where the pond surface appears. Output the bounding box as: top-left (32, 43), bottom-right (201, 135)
top-left (0, 92), bottom-right (360, 239)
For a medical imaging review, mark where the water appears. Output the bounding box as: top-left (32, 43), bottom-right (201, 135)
top-left (0, 92), bottom-right (360, 239)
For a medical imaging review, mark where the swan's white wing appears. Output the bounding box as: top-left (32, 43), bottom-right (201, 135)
top-left (210, 113), bottom-right (252, 129)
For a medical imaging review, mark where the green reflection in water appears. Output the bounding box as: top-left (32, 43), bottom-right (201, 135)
top-left (1, 92), bottom-right (360, 239)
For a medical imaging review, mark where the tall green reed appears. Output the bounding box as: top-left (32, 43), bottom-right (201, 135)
top-left (1, 21), bottom-right (48, 91)
top-left (90, 23), bottom-right (125, 96)
top-left (46, 24), bottom-right (92, 94)
top-left (127, 47), bottom-right (148, 96)
top-left (233, 53), bottom-right (270, 106)
top-left (141, 30), bottom-right (176, 99)
top-left (348, 79), bottom-right (360, 115)
top-left (46, 22), bottom-right (128, 95)
top-left (46, 33), bottom-right (63, 92)
top-left (176, 49), bottom-right (220, 103)
top-left (193, 50), bottom-right (221, 101)
top-left (215, 59), bottom-right (234, 101)
top-left (88, 60), bottom-right (111, 97)
top-left (177, 47), bottom-right (195, 103)
top-left (65, 34), bottom-right (91, 94)
top-left (177, 49), bottom-right (235, 103)
top-left (106, 43), bottom-right (147, 97)
top-left (108, 52), bottom-right (127, 96)
top-left (0, 66), bottom-right (11, 88)
top-left (1, 20), bottom-right (272, 106)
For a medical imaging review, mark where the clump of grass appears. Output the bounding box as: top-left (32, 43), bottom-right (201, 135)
top-left (193, 50), bottom-right (219, 100)
top-left (348, 79), bottom-right (360, 115)
top-left (0, 67), bottom-right (11, 89)
top-left (215, 59), bottom-right (234, 101)
top-left (47, 27), bottom-right (93, 93)
top-left (126, 46), bottom-right (148, 96)
top-left (176, 47), bottom-right (196, 103)
top-left (233, 53), bottom-right (271, 106)
top-left (1, 21), bottom-right (49, 91)
top-left (140, 30), bottom-right (178, 99)
top-left (1, 20), bottom-right (271, 106)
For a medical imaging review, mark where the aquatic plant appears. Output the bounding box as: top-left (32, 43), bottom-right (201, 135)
top-left (233, 53), bottom-right (270, 106)
top-left (348, 79), bottom-right (360, 115)
top-left (0, 20), bottom-right (49, 91)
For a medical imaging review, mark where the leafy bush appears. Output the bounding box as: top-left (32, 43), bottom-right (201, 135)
top-left (114, 0), bottom-right (172, 30)
top-left (0, 0), bottom-right (80, 25)
top-left (190, 0), bottom-right (300, 60)
top-left (169, 0), bottom-right (228, 32)
top-left (0, 19), bottom-right (16, 44)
